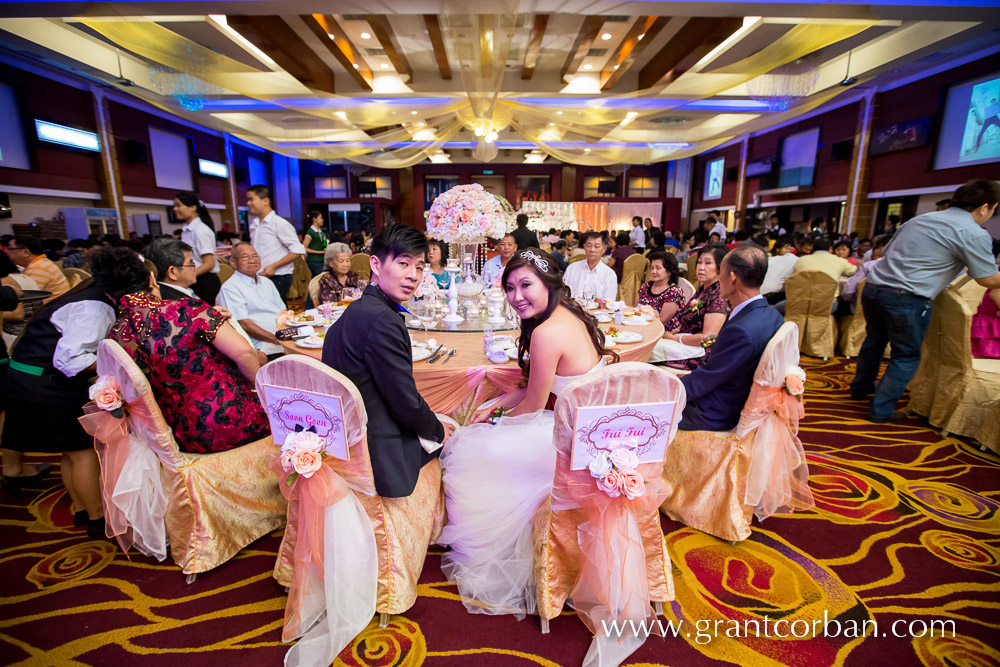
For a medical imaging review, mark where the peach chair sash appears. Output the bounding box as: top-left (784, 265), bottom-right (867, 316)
top-left (256, 356), bottom-right (378, 667)
top-left (551, 362), bottom-right (686, 667)
top-left (79, 340), bottom-right (172, 561)
top-left (735, 322), bottom-right (815, 521)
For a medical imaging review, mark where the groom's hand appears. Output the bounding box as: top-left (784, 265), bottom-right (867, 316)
top-left (438, 418), bottom-right (456, 444)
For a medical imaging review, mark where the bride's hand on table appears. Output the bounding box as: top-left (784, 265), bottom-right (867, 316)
top-left (438, 418), bottom-right (456, 443)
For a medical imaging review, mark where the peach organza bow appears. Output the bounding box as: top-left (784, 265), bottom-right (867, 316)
top-left (556, 452), bottom-right (669, 667)
top-left (741, 385), bottom-right (814, 520)
top-left (79, 399), bottom-right (159, 555)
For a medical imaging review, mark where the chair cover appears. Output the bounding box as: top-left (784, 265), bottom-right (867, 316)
top-left (307, 274), bottom-right (323, 307)
top-left (257, 356), bottom-right (379, 667)
top-left (217, 258), bottom-right (234, 284)
top-left (568, 254), bottom-right (587, 264)
top-left (784, 270), bottom-right (837, 358)
top-left (81, 340), bottom-right (286, 574)
top-left (267, 356), bottom-right (446, 617)
top-left (351, 253), bottom-right (372, 281)
top-left (532, 362), bottom-right (685, 667)
top-left (685, 255), bottom-right (699, 288)
top-left (975, 398), bottom-right (1000, 454)
top-left (663, 246), bottom-right (678, 256)
top-left (286, 256), bottom-right (312, 301)
top-left (660, 322), bottom-right (814, 541)
top-left (61, 267), bottom-right (90, 288)
top-left (677, 277), bottom-right (695, 304)
top-left (837, 279), bottom-right (868, 357)
top-left (619, 254), bottom-right (649, 307)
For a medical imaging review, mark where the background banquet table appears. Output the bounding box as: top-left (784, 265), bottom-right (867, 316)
top-left (279, 315), bottom-right (664, 424)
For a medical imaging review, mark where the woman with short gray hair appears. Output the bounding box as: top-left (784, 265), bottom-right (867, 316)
top-left (318, 242), bottom-right (361, 304)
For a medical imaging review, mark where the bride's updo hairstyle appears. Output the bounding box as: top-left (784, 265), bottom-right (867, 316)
top-left (501, 248), bottom-right (618, 380)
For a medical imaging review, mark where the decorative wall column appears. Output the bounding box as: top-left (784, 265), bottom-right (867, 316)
top-left (90, 87), bottom-right (127, 236)
top-left (844, 90), bottom-right (877, 237)
top-left (223, 134), bottom-right (239, 231)
top-left (734, 134), bottom-right (750, 230)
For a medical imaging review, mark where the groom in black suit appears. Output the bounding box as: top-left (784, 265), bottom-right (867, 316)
top-left (322, 224), bottom-right (454, 497)
top-left (679, 243), bottom-right (784, 432)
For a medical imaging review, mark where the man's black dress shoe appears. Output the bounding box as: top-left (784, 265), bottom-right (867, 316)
top-left (868, 411), bottom-right (907, 424)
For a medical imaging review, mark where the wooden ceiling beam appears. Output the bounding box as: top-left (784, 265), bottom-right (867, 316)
top-left (365, 14), bottom-right (413, 83)
top-left (560, 15), bottom-right (605, 83)
top-left (521, 14), bottom-right (549, 80)
top-left (423, 15), bottom-right (452, 80)
top-left (637, 17), bottom-right (744, 90)
top-left (301, 14), bottom-right (373, 91)
top-left (227, 15), bottom-right (337, 94)
top-left (600, 16), bottom-right (669, 90)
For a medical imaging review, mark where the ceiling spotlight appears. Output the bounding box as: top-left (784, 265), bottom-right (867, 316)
top-left (353, 63), bottom-right (360, 69)
top-left (485, 131), bottom-right (498, 142)
top-left (327, 33), bottom-right (336, 40)
top-left (601, 33), bottom-right (612, 41)
top-left (475, 126), bottom-right (486, 137)
top-left (380, 63), bottom-right (390, 69)
top-left (637, 33), bottom-right (645, 41)
top-left (583, 63), bottom-right (593, 70)
top-left (556, 111), bottom-right (563, 115)
top-left (411, 111), bottom-right (418, 115)
top-left (549, 122), bottom-right (556, 126)
top-left (620, 111), bottom-right (638, 127)
top-left (584, 148), bottom-right (591, 153)
top-left (613, 65), bottom-right (620, 70)
top-left (360, 32), bottom-right (372, 39)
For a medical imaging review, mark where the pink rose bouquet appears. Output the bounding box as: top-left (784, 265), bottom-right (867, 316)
top-left (783, 366), bottom-right (806, 399)
top-left (426, 184), bottom-right (512, 243)
top-left (279, 430), bottom-right (329, 486)
top-left (89, 376), bottom-right (124, 418)
top-left (589, 440), bottom-right (645, 499)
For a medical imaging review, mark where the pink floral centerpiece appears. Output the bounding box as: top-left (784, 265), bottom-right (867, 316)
top-left (426, 183), bottom-right (512, 243)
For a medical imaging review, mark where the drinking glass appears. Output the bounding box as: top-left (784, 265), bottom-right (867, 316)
top-left (419, 303), bottom-right (438, 342)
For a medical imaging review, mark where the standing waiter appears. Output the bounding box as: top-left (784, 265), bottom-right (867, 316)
top-left (174, 191), bottom-right (222, 304)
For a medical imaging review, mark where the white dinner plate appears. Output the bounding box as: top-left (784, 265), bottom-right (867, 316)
top-left (412, 347), bottom-right (433, 362)
top-left (506, 347), bottom-right (527, 361)
top-left (621, 316), bottom-right (650, 326)
top-left (594, 313), bottom-right (613, 323)
top-left (605, 330), bottom-right (644, 344)
top-left (296, 335), bottom-right (326, 348)
top-left (603, 338), bottom-right (616, 348)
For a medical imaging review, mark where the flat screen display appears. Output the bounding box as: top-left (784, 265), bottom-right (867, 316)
top-left (704, 157), bottom-right (724, 200)
top-left (0, 83), bottom-right (30, 170)
top-left (934, 71), bottom-right (1000, 170)
top-left (778, 128), bottom-right (819, 188)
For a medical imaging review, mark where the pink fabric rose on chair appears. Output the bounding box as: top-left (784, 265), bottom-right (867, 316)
top-left (291, 449), bottom-right (323, 479)
top-left (609, 448), bottom-right (639, 472)
top-left (89, 376), bottom-right (123, 412)
top-left (597, 468), bottom-right (623, 498)
top-left (619, 471), bottom-right (646, 499)
top-left (784, 366), bottom-right (807, 397)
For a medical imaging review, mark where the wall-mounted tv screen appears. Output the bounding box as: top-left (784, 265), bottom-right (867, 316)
top-left (870, 117), bottom-right (932, 156)
top-left (934, 71), bottom-right (1000, 170)
top-left (778, 127), bottom-right (819, 188)
top-left (704, 157), bottom-right (724, 200)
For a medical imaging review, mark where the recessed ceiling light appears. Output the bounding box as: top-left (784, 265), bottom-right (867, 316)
top-left (360, 32), bottom-right (372, 39)
top-left (411, 111), bottom-right (418, 115)
top-left (556, 111), bottom-right (563, 115)
top-left (613, 65), bottom-right (620, 70)
top-left (637, 33), bottom-right (645, 41)
top-left (353, 63), bottom-right (360, 69)
top-left (583, 63), bottom-right (593, 70)
top-left (327, 33), bottom-right (336, 40)
top-left (601, 33), bottom-right (612, 41)
top-left (548, 122), bottom-right (555, 126)
top-left (380, 63), bottom-right (390, 69)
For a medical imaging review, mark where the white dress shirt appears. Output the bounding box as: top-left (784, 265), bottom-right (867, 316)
top-left (629, 225), bottom-right (645, 249)
top-left (250, 210), bottom-right (306, 277)
top-left (563, 259), bottom-right (618, 302)
top-left (760, 254), bottom-right (799, 295)
top-left (217, 270), bottom-right (286, 350)
top-left (711, 220), bottom-right (728, 240)
top-left (50, 300), bottom-right (116, 377)
top-left (728, 294), bottom-right (764, 320)
top-left (181, 217), bottom-right (219, 273)
top-left (481, 255), bottom-right (509, 287)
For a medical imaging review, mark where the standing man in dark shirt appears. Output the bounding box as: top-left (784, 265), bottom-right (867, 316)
top-left (511, 213), bottom-right (539, 250)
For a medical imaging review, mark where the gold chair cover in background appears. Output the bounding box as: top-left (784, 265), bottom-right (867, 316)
top-left (784, 270), bottom-right (837, 359)
top-left (217, 258), bottom-right (234, 285)
top-left (92, 340), bottom-right (286, 576)
top-left (351, 253), bottom-right (372, 281)
top-left (286, 256), bottom-right (311, 302)
top-left (307, 274), bottom-right (323, 307)
top-left (837, 279), bottom-right (868, 357)
top-left (975, 399), bottom-right (1000, 454)
top-left (266, 355), bottom-right (445, 616)
top-left (906, 282), bottom-right (1000, 438)
top-left (567, 254), bottom-right (586, 264)
top-left (619, 253), bottom-right (649, 307)
top-left (686, 255), bottom-right (699, 288)
top-left (61, 267), bottom-right (90, 288)
top-left (660, 323), bottom-right (814, 542)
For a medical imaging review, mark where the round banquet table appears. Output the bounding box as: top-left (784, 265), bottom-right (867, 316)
top-left (279, 314), bottom-right (664, 424)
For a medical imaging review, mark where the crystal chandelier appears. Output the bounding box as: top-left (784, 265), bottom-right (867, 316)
top-left (745, 62), bottom-right (819, 112)
top-left (148, 67), bottom-right (222, 111)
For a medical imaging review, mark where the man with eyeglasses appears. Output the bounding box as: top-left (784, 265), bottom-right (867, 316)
top-left (145, 238), bottom-right (199, 301)
top-left (562, 231), bottom-right (617, 303)
top-left (8, 236), bottom-right (69, 304)
top-left (216, 241), bottom-right (286, 356)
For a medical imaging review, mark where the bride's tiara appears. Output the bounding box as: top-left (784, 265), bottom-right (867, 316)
top-left (519, 250), bottom-right (550, 272)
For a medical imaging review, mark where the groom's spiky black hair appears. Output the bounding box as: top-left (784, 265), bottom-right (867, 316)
top-left (371, 224), bottom-right (429, 263)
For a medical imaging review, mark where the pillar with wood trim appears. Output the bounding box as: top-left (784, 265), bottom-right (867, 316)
top-left (844, 91), bottom-right (877, 237)
top-left (223, 134), bottom-right (239, 235)
top-left (733, 135), bottom-right (750, 231)
top-left (90, 87), bottom-right (127, 237)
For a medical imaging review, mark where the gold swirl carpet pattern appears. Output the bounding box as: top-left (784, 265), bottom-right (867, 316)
top-left (2, 358), bottom-right (998, 666)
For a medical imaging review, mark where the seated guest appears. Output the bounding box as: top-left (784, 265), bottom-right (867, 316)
top-left (791, 237), bottom-right (857, 295)
top-left (426, 239), bottom-right (451, 290)
top-left (8, 236), bottom-right (70, 304)
top-left (563, 231), bottom-right (617, 302)
top-left (322, 224), bottom-right (453, 497)
top-left (318, 242), bottom-right (362, 303)
top-left (834, 240), bottom-right (857, 265)
top-left (109, 251), bottom-right (268, 454)
top-left (649, 244), bottom-right (730, 369)
top-left (217, 242), bottom-right (285, 355)
top-left (664, 231), bottom-right (680, 249)
top-left (679, 244), bottom-right (784, 431)
top-left (549, 240), bottom-right (568, 272)
top-left (637, 251), bottom-right (686, 331)
top-left (645, 229), bottom-right (666, 257)
top-left (761, 237), bottom-right (798, 305)
top-left (146, 238), bottom-right (199, 301)
top-left (972, 287), bottom-right (1000, 359)
top-left (62, 239), bottom-right (98, 270)
top-left (841, 237), bottom-right (888, 313)
top-left (854, 237), bottom-right (873, 263)
top-left (0, 249), bottom-right (125, 536)
top-left (541, 228), bottom-right (560, 245)
top-left (482, 234), bottom-right (517, 286)
top-left (0, 251), bottom-right (41, 349)
top-left (608, 231), bottom-right (637, 282)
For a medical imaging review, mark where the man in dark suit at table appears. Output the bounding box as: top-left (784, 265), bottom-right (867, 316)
top-left (679, 243), bottom-right (784, 432)
top-left (322, 224), bottom-right (454, 497)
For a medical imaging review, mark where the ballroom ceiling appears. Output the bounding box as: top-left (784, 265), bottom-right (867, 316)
top-left (1, 1), bottom-right (998, 166)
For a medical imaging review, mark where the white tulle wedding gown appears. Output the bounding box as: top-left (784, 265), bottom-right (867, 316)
top-left (438, 358), bottom-right (606, 618)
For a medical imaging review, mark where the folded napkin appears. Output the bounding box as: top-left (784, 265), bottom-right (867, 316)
top-left (486, 344), bottom-right (509, 364)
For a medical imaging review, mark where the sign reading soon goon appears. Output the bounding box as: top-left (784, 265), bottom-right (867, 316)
top-left (259, 384), bottom-right (349, 461)
top-left (570, 402), bottom-right (679, 470)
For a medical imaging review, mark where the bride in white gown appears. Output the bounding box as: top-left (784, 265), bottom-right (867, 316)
top-left (439, 247), bottom-right (617, 618)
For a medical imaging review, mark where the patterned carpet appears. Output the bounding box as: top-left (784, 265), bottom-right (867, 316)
top-left (2, 358), bottom-right (999, 667)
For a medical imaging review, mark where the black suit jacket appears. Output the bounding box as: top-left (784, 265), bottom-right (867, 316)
top-left (512, 226), bottom-right (539, 250)
top-left (322, 284), bottom-right (444, 497)
top-left (157, 283), bottom-right (197, 302)
top-left (679, 297), bottom-right (784, 432)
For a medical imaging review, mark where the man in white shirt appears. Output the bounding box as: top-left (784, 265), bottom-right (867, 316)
top-left (629, 216), bottom-right (645, 249)
top-left (247, 185), bottom-right (306, 303)
top-left (217, 242), bottom-right (286, 356)
top-left (766, 214), bottom-right (787, 236)
top-left (563, 231), bottom-right (617, 302)
top-left (481, 234), bottom-right (517, 287)
top-left (709, 211), bottom-right (728, 240)
top-left (176, 204), bottom-right (221, 304)
top-left (761, 237), bottom-right (799, 304)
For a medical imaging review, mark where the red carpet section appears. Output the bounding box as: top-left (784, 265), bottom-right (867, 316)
top-left (2, 358), bottom-right (999, 666)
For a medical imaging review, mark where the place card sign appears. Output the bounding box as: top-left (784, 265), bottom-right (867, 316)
top-left (259, 384), bottom-right (349, 461)
top-left (570, 402), bottom-right (679, 470)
